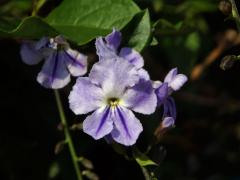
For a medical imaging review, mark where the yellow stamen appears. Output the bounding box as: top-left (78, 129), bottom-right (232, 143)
top-left (108, 97), bottom-right (120, 107)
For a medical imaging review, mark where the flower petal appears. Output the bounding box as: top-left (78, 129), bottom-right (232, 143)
top-left (152, 80), bottom-right (162, 89)
top-left (63, 49), bottom-right (88, 76)
top-left (168, 97), bottom-right (176, 119)
top-left (137, 68), bottom-right (150, 80)
top-left (35, 37), bottom-right (49, 50)
top-left (20, 41), bottom-right (43, 65)
top-left (122, 79), bottom-right (157, 114)
top-left (119, 47), bottom-right (144, 69)
top-left (37, 52), bottom-right (70, 89)
top-left (105, 29), bottom-right (122, 50)
top-left (89, 58), bottom-right (139, 97)
top-left (163, 97), bottom-right (176, 119)
top-left (169, 74), bottom-right (188, 91)
top-left (164, 68), bottom-right (178, 83)
top-left (155, 83), bottom-right (168, 106)
top-left (111, 107), bottom-right (143, 146)
top-left (95, 37), bottom-right (117, 61)
top-left (83, 107), bottom-right (113, 140)
top-left (69, 77), bottom-right (104, 114)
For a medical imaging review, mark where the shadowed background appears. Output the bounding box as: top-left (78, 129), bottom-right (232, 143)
top-left (0, 0), bottom-right (240, 180)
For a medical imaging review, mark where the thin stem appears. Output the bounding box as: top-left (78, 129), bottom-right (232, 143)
top-left (54, 90), bottom-right (83, 180)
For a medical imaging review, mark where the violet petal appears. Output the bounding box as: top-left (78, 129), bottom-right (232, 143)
top-left (63, 49), bottom-right (88, 76)
top-left (69, 77), bottom-right (104, 114)
top-left (156, 83), bottom-right (169, 106)
top-left (111, 107), bottom-right (143, 146)
top-left (83, 107), bottom-right (113, 140)
top-left (169, 74), bottom-right (188, 91)
top-left (89, 58), bottom-right (139, 96)
top-left (105, 29), bottom-right (122, 50)
top-left (164, 68), bottom-right (178, 83)
top-left (122, 79), bottom-right (157, 114)
top-left (37, 51), bottom-right (70, 89)
top-left (119, 47), bottom-right (144, 69)
top-left (95, 37), bottom-right (117, 61)
top-left (20, 41), bottom-right (43, 65)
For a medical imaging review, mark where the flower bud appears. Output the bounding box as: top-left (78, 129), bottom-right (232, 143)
top-left (220, 55), bottom-right (237, 70)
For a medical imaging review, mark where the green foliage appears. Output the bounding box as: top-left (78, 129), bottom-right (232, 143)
top-left (0, 0), bottom-right (31, 17)
top-left (154, 19), bottom-right (188, 36)
top-left (0, 16), bottom-right (57, 39)
top-left (0, 0), bottom-right (141, 45)
top-left (122, 10), bottom-right (151, 52)
top-left (133, 147), bottom-right (157, 167)
top-left (177, 0), bottom-right (217, 16)
top-left (151, 0), bottom-right (218, 74)
top-left (45, 0), bottom-right (140, 45)
top-left (158, 31), bottom-right (201, 74)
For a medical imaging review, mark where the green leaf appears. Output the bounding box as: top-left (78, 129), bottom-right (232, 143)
top-left (133, 147), bottom-right (158, 167)
top-left (45, 0), bottom-right (140, 45)
top-left (150, 37), bottom-right (158, 46)
top-left (185, 32), bottom-right (200, 52)
top-left (122, 10), bottom-right (151, 52)
top-left (157, 31), bottom-right (202, 74)
top-left (0, 16), bottom-right (57, 39)
top-left (154, 19), bottom-right (190, 36)
top-left (177, 0), bottom-right (217, 14)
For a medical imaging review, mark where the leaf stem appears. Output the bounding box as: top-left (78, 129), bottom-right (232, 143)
top-left (54, 90), bottom-right (83, 180)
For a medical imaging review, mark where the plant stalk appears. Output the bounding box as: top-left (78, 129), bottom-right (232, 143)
top-left (54, 90), bottom-right (83, 180)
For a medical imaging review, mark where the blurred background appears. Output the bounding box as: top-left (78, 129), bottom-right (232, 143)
top-left (0, 0), bottom-right (240, 180)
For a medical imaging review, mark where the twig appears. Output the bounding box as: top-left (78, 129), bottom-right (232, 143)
top-left (191, 29), bottom-right (240, 80)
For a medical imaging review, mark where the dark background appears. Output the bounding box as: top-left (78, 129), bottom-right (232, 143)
top-left (1, 0), bottom-right (240, 180)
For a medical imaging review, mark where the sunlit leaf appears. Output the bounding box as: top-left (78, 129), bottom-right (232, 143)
top-left (46, 0), bottom-right (140, 45)
top-left (133, 147), bottom-right (158, 167)
top-left (122, 10), bottom-right (151, 52)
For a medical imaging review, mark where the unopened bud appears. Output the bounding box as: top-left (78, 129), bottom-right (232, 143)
top-left (220, 55), bottom-right (237, 70)
top-left (78, 157), bottom-right (94, 169)
top-left (54, 140), bottom-right (66, 154)
top-left (82, 170), bottom-right (99, 180)
top-left (70, 123), bottom-right (83, 130)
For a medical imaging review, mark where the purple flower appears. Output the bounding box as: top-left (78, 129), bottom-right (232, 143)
top-left (20, 36), bottom-right (88, 89)
top-left (96, 29), bottom-right (150, 80)
top-left (69, 58), bottom-right (157, 146)
top-left (155, 68), bottom-right (187, 127)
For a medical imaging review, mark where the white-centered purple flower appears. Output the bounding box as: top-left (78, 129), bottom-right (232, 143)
top-left (69, 58), bottom-right (157, 146)
top-left (20, 36), bottom-right (88, 89)
top-left (95, 29), bottom-right (150, 80)
top-left (155, 68), bottom-right (188, 128)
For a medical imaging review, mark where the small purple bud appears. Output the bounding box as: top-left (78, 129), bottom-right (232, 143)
top-left (161, 117), bottom-right (175, 129)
